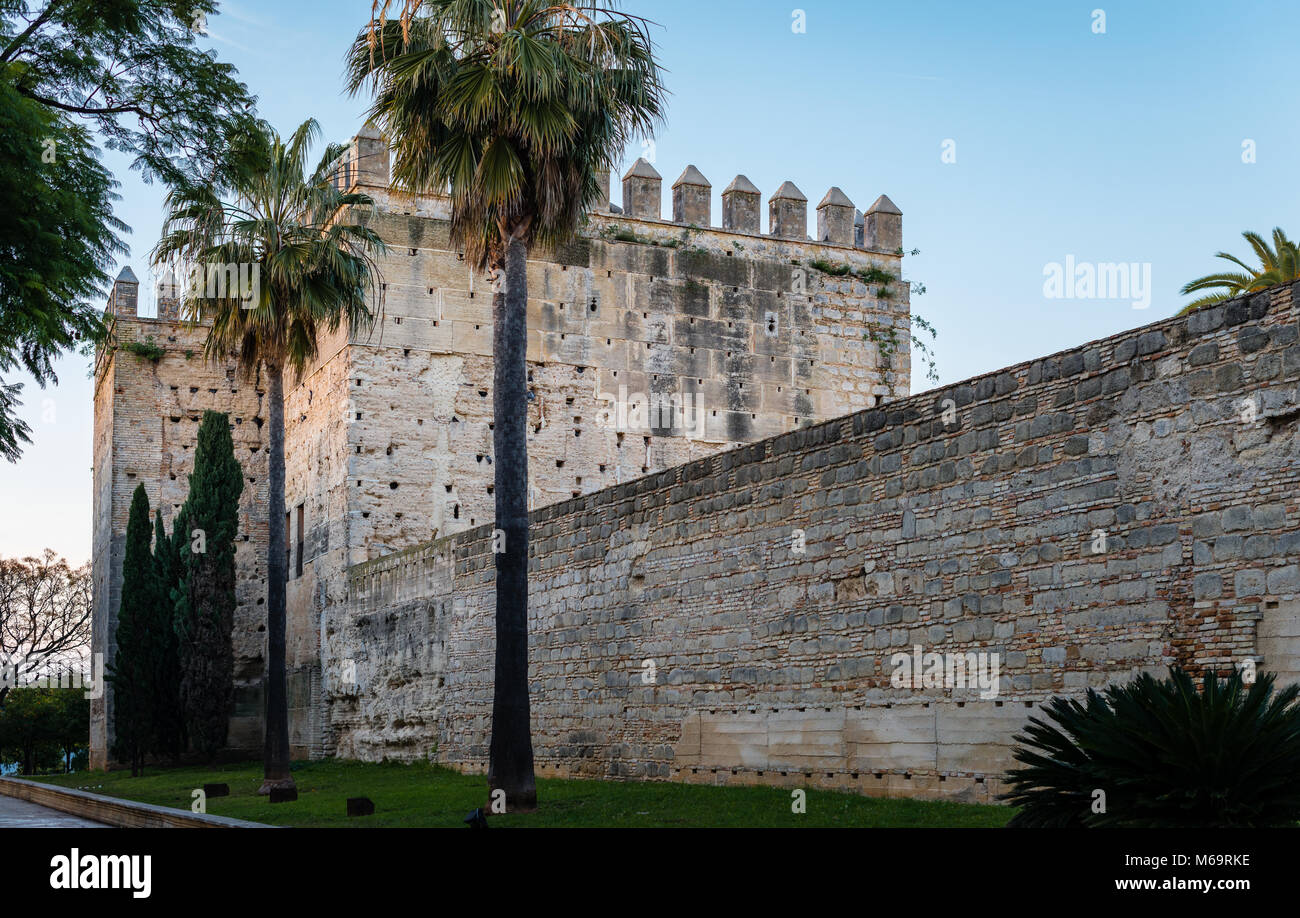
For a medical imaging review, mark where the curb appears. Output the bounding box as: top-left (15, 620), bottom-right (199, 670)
top-left (0, 777), bottom-right (272, 828)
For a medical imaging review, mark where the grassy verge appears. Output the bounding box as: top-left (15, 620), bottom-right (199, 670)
top-left (33, 760), bottom-right (1011, 828)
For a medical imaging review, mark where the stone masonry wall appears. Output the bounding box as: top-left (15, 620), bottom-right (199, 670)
top-left (283, 321), bottom-right (353, 757)
top-left (287, 136), bottom-right (912, 758)
top-left (334, 282), bottom-right (1300, 803)
top-left (335, 203), bottom-right (908, 552)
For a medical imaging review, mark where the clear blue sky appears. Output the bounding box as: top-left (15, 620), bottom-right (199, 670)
top-left (4, 0), bottom-right (1298, 563)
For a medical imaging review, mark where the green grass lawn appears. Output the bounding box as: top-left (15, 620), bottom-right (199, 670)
top-left (35, 760), bottom-right (1011, 827)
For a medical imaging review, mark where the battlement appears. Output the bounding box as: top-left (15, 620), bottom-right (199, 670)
top-left (101, 264), bottom-right (186, 322)
top-left (106, 267), bottom-right (139, 318)
top-left (338, 128), bottom-right (903, 255)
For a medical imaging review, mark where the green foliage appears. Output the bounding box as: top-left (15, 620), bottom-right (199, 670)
top-left (856, 265), bottom-right (898, 288)
top-left (156, 119), bottom-right (382, 788)
top-left (121, 337), bottom-right (165, 362)
top-left (1, 1), bottom-right (257, 185)
top-left (1180, 228), bottom-right (1300, 314)
top-left (34, 758), bottom-right (1011, 827)
top-left (347, 0), bottom-right (667, 268)
top-left (865, 315), bottom-right (939, 390)
top-left (799, 248), bottom-right (940, 389)
top-left (0, 76), bottom-right (124, 461)
top-left (909, 313), bottom-right (939, 384)
top-left (867, 324), bottom-right (900, 371)
top-left (105, 423), bottom-right (243, 769)
top-left (0, 0), bottom-right (257, 461)
top-left (174, 410), bottom-right (242, 760)
top-left (808, 258), bottom-right (852, 277)
top-left (808, 258), bottom-right (898, 288)
top-left (153, 118), bottom-right (384, 380)
top-left (149, 510), bottom-right (184, 760)
top-left (0, 687), bottom-right (89, 775)
top-left (1002, 668), bottom-right (1300, 827)
top-left (108, 483), bottom-right (156, 774)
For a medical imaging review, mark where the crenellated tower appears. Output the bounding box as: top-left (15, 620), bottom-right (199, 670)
top-left (91, 124), bottom-right (913, 767)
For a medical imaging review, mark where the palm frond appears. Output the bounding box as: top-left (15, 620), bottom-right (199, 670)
top-left (1003, 667), bottom-right (1300, 827)
top-left (1179, 226), bottom-right (1300, 314)
top-left (349, 0), bottom-right (667, 269)
top-left (150, 119), bottom-right (387, 380)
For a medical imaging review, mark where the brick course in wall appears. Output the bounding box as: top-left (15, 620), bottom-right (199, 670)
top-left (336, 281), bottom-right (1300, 803)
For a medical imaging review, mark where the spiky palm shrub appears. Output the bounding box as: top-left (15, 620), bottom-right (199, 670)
top-left (347, 0), bottom-right (665, 813)
top-left (1179, 227), bottom-right (1299, 314)
top-left (1002, 668), bottom-right (1300, 827)
top-left (154, 120), bottom-right (384, 793)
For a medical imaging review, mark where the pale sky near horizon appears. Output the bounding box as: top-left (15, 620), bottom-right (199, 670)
top-left (3, 0), bottom-right (1299, 566)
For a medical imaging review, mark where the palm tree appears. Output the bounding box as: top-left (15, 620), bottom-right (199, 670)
top-left (1179, 227), bottom-right (1300, 314)
top-left (347, 0), bottom-right (665, 811)
top-left (153, 119), bottom-right (385, 794)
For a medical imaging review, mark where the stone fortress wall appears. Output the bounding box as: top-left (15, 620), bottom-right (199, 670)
top-left (90, 275), bottom-right (270, 768)
top-left (336, 281), bottom-right (1300, 802)
top-left (92, 125), bottom-right (915, 765)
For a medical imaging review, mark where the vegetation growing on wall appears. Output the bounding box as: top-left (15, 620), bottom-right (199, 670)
top-left (805, 251), bottom-right (941, 391)
top-left (121, 337), bottom-right (165, 363)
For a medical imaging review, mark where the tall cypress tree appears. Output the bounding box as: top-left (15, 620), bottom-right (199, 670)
top-left (167, 502), bottom-right (192, 755)
top-left (175, 411), bottom-right (244, 760)
top-left (150, 510), bottom-right (185, 762)
top-left (109, 484), bottom-right (155, 776)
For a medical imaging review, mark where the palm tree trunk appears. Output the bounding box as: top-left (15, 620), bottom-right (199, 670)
top-left (487, 233), bottom-right (537, 812)
top-left (260, 360), bottom-right (295, 793)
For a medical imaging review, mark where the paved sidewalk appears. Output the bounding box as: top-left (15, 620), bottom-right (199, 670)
top-left (0, 793), bottom-right (108, 828)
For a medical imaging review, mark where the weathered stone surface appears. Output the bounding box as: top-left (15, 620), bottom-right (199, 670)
top-left (90, 295), bottom-right (269, 768)
top-left (816, 187), bottom-right (855, 246)
top-left (671, 165), bottom-right (711, 226)
top-left (327, 280), bottom-right (1300, 802)
top-left (621, 157), bottom-right (662, 220)
top-left (92, 130), bottom-right (1300, 802)
top-left (768, 181), bottom-right (808, 239)
top-left (864, 195), bottom-right (903, 253)
top-left (721, 175), bottom-right (761, 234)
